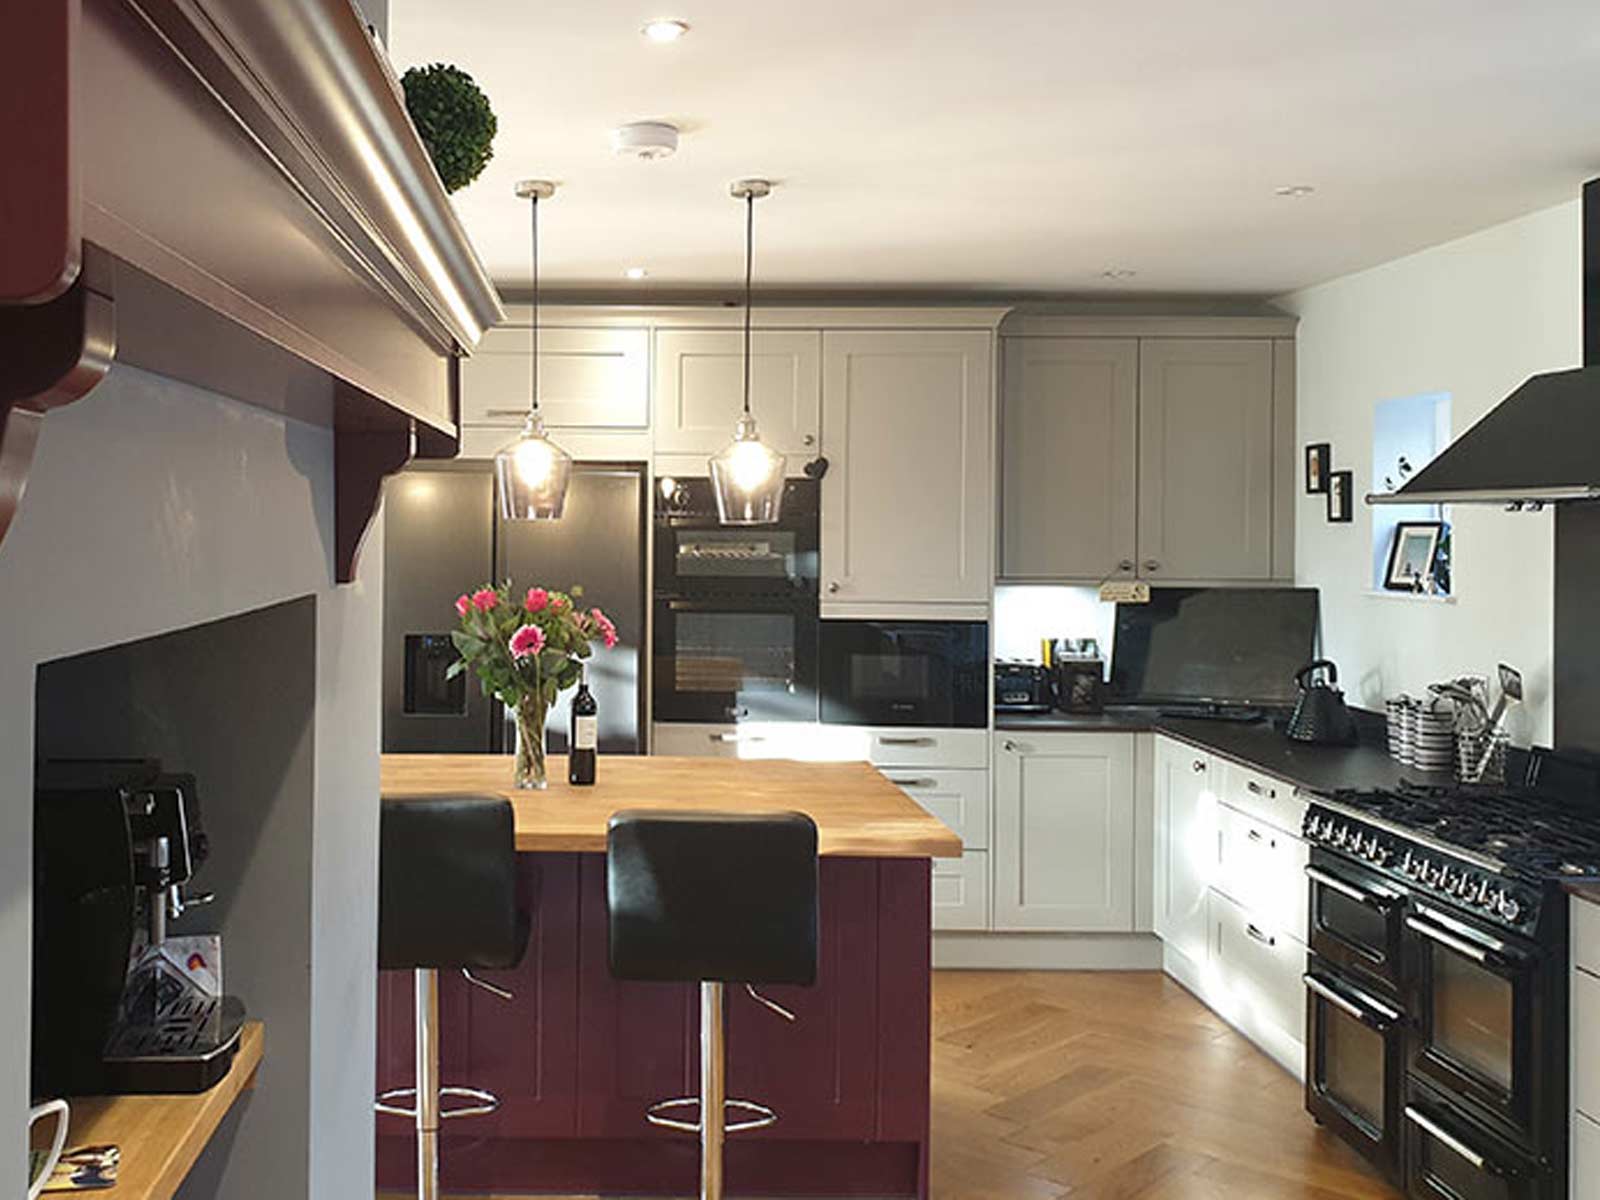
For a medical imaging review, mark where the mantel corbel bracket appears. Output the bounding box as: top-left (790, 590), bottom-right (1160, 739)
top-left (0, 272), bottom-right (118, 552)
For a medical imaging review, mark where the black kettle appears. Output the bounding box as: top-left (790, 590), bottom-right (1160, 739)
top-left (1285, 660), bottom-right (1358, 746)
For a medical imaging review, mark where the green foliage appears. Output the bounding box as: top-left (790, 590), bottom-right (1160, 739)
top-left (401, 63), bottom-right (497, 193)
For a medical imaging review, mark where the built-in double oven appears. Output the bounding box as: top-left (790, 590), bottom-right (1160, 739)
top-left (1303, 844), bottom-right (1566, 1199)
top-left (652, 478), bottom-right (821, 724)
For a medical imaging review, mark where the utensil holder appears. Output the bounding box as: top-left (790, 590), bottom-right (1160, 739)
top-left (1456, 727), bottom-right (1510, 785)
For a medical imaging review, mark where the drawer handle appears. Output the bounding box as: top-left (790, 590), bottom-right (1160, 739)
top-left (886, 777), bottom-right (938, 789)
top-left (1403, 1107), bottom-right (1497, 1174)
top-left (1245, 923), bottom-right (1275, 947)
top-left (483, 408), bottom-right (533, 417)
top-left (712, 732), bottom-right (767, 744)
top-left (1246, 828), bottom-right (1264, 843)
top-left (879, 736), bottom-right (935, 747)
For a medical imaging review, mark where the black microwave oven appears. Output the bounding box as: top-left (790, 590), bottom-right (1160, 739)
top-left (819, 619), bottom-right (989, 728)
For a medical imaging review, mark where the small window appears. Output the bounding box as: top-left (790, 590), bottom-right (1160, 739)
top-left (1371, 393), bottom-right (1452, 596)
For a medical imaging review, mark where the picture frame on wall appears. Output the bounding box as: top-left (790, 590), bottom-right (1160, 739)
top-left (1305, 443), bottom-right (1332, 494)
top-left (1384, 520), bottom-right (1445, 592)
top-left (1327, 470), bottom-right (1354, 523)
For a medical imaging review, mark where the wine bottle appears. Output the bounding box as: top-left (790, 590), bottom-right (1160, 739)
top-left (569, 667), bottom-right (598, 786)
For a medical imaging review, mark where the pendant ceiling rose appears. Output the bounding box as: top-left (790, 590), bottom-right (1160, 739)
top-left (514, 179), bottom-right (557, 201)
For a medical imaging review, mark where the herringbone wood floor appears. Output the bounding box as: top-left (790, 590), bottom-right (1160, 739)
top-left (380, 969), bottom-right (1402, 1199)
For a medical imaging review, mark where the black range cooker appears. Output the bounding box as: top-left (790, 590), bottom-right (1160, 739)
top-left (1301, 752), bottom-right (1600, 1200)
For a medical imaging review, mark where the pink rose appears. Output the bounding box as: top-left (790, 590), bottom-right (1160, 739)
top-left (592, 607), bottom-right (618, 650)
top-left (472, 588), bottom-right (499, 613)
top-left (509, 624), bottom-right (546, 661)
top-left (551, 594), bottom-right (570, 613)
top-left (525, 587), bottom-right (549, 613)
top-left (454, 594), bottom-right (471, 618)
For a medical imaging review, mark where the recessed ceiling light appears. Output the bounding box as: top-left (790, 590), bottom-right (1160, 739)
top-left (624, 266), bottom-right (649, 280)
top-left (1275, 184), bottom-right (1316, 198)
top-left (642, 18), bottom-right (689, 42)
top-left (1099, 268), bottom-right (1138, 280)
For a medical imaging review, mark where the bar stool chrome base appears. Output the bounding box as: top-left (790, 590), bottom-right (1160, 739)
top-left (376, 967), bottom-right (509, 1200)
top-left (646, 981), bottom-right (788, 1200)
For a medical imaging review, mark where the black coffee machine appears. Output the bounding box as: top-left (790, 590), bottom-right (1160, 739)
top-left (32, 759), bottom-right (246, 1095)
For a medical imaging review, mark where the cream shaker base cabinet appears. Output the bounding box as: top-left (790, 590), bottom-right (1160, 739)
top-left (1000, 337), bottom-right (1138, 582)
top-left (820, 330), bottom-right (994, 605)
top-left (1152, 737), bottom-right (1218, 966)
top-left (993, 733), bottom-right (1135, 932)
top-left (652, 329), bottom-right (821, 457)
top-left (460, 326), bottom-right (650, 429)
top-left (1137, 338), bottom-right (1275, 582)
top-left (934, 852), bottom-right (991, 932)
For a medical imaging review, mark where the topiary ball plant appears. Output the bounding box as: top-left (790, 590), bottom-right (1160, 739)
top-left (401, 63), bottom-right (497, 193)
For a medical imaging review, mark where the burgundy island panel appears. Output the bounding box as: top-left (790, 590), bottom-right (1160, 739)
top-left (376, 855), bottom-right (933, 1198)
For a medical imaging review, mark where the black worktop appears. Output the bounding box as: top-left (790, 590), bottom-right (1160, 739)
top-left (995, 707), bottom-right (1424, 796)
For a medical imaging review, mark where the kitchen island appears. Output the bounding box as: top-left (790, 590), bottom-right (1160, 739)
top-left (375, 754), bottom-right (962, 1199)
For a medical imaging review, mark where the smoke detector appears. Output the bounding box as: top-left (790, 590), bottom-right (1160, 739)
top-left (612, 121), bottom-right (680, 161)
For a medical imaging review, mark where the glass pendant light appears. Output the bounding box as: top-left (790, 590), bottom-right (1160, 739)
top-left (709, 179), bottom-right (786, 525)
top-left (495, 180), bottom-right (573, 521)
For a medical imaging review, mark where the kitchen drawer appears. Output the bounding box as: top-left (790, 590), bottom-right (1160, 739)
top-left (933, 851), bottom-right (989, 931)
top-left (1576, 1111), bottom-right (1600, 1200)
top-left (649, 722), bottom-right (861, 760)
top-left (866, 727), bottom-right (988, 770)
top-left (1575, 894), bottom-right (1600, 975)
top-left (1575, 962), bottom-right (1600, 1121)
top-left (460, 326), bottom-right (650, 429)
top-left (880, 767), bottom-right (988, 850)
top-left (1220, 759), bottom-right (1307, 837)
top-left (1210, 887), bottom-right (1307, 1049)
top-left (1216, 801), bottom-right (1309, 942)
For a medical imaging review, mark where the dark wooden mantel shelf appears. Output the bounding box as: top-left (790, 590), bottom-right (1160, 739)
top-left (0, 0), bottom-right (504, 582)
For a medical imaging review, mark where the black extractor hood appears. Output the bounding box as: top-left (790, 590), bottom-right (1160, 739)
top-left (1368, 178), bottom-right (1600, 507)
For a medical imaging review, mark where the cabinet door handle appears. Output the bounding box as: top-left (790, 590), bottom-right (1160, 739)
top-left (803, 433), bottom-right (817, 447)
top-left (1117, 559), bottom-right (1135, 572)
top-left (1143, 559), bottom-right (1161, 572)
top-left (1192, 759), bottom-right (1207, 774)
top-left (1245, 923), bottom-right (1276, 948)
top-left (1246, 781), bottom-right (1265, 796)
top-left (1247, 828), bottom-right (1264, 843)
top-left (827, 581), bottom-right (840, 594)
top-left (1002, 739), bottom-right (1019, 753)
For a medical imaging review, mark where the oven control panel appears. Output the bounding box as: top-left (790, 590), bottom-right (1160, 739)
top-left (1303, 807), bottom-right (1542, 938)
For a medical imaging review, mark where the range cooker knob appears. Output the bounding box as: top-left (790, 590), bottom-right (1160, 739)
top-left (1498, 894), bottom-right (1523, 922)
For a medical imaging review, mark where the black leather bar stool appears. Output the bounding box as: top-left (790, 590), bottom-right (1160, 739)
top-left (607, 810), bottom-right (819, 1200)
top-left (377, 795), bottom-right (530, 1200)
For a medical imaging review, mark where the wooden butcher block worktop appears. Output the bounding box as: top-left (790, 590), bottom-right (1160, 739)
top-left (380, 753), bottom-right (964, 858)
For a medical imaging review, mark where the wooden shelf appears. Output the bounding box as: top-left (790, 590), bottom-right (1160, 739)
top-left (51, 1022), bottom-right (264, 1200)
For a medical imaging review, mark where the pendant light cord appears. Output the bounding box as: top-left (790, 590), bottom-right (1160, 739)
top-left (530, 194), bottom-right (540, 418)
top-left (742, 191), bottom-right (754, 417)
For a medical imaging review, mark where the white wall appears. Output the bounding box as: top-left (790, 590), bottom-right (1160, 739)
top-left (1280, 201), bottom-right (1582, 744)
top-left (1, 365), bottom-right (382, 1199)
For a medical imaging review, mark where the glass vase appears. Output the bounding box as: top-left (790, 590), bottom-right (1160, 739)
top-left (513, 695), bottom-right (550, 789)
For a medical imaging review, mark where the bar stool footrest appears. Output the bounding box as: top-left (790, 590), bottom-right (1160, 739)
top-left (645, 1095), bottom-right (778, 1135)
top-left (375, 1085), bottom-right (502, 1121)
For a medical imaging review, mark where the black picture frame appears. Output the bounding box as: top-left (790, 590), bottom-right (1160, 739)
top-left (1305, 443), bottom-right (1332, 494)
top-left (1327, 470), bottom-right (1353, 523)
top-left (1384, 520), bottom-right (1445, 591)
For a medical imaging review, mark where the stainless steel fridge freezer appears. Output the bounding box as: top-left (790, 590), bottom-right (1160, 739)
top-left (381, 460), bottom-right (647, 755)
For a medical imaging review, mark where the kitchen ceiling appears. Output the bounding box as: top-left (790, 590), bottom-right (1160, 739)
top-left (389, 0), bottom-right (1600, 297)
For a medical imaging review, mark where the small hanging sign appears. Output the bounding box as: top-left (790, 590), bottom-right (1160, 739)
top-left (1099, 580), bottom-right (1151, 604)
